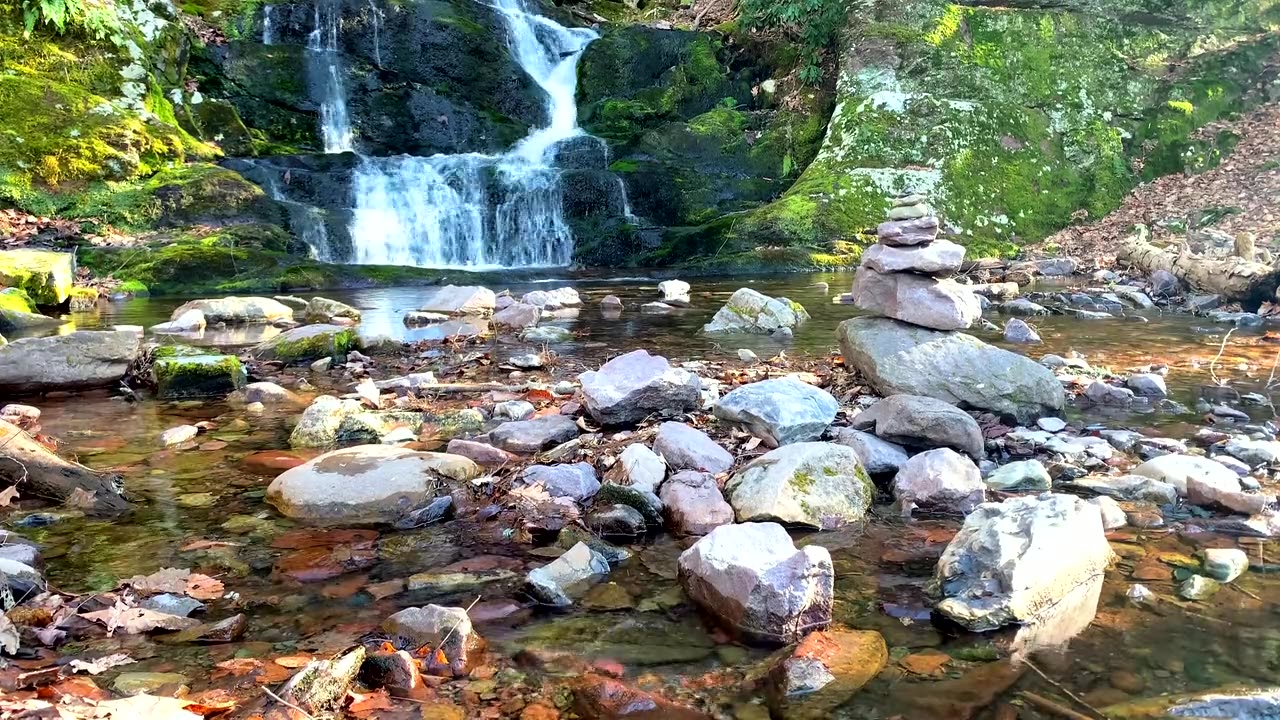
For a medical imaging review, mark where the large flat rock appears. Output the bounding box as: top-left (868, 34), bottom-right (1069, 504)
top-left (850, 267), bottom-right (980, 330)
top-left (0, 330), bottom-right (140, 395)
top-left (838, 317), bottom-right (1064, 423)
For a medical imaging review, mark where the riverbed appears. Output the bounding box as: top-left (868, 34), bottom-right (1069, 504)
top-left (9, 272), bottom-right (1280, 718)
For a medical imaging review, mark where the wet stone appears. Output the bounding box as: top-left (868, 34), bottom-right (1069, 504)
top-left (488, 414), bottom-right (579, 454)
top-left (586, 504), bottom-right (647, 539)
top-left (527, 542), bottom-right (610, 607)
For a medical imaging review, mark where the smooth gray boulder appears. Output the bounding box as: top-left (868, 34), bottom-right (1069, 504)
top-left (852, 394), bottom-right (984, 459)
top-left (521, 463), bottom-right (601, 502)
top-left (893, 448), bottom-right (986, 517)
top-left (1003, 318), bottom-right (1041, 344)
top-left (932, 493), bottom-right (1112, 631)
top-left (305, 297), bottom-right (361, 324)
top-left (653, 421), bottom-right (733, 474)
top-left (488, 414), bottom-right (580, 454)
top-left (678, 522), bottom-right (833, 644)
top-left (579, 350), bottom-right (701, 425)
top-left (169, 296), bottom-right (293, 324)
top-left (861, 239), bottom-right (965, 275)
top-left (713, 376), bottom-right (837, 447)
top-left (985, 459), bottom-right (1052, 491)
top-left (829, 427), bottom-right (909, 474)
top-left (660, 470), bottom-right (734, 535)
top-left (527, 542), bottom-right (609, 606)
top-left (266, 445), bottom-right (478, 524)
top-left (0, 329), bottom-right (141, 395)
top-left (703, 288), bottom-right (809, 334)
top-left (492, 303), bottom-right (541, 329)
top-left (1126, 373), bottom-right (1168, 398)
top-left (725, 442), bottom-right (874, 530)
top-left (419, 285), bottom-right (496, 315)
top-left (838, 317), bottom-right (1065, 423)
top-left (850, 268), bottom-right (981, 330)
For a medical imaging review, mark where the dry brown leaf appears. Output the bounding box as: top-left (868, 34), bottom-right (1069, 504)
top-left (81, 607), bottom-right (200, 636)
top-left (0, 485), bottom-right (18, 507)
top-left (184, 574), bottom-right (224, 601)
top-left (92, 693), bottom-right (203, 719)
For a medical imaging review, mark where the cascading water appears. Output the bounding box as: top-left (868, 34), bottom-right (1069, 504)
top-left (348, 0), bottom-right (598, 268)
top-left (307, 0), bottom-right (353, 153)
top-left (262, 5), bottom-right (274, 44)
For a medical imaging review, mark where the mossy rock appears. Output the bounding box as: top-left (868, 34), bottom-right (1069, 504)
top-left (252, 324), bottom-right (357, 363)
top-left (153, 354), bottom-right (247, 398)
top-left (0, 249), bottom-right (75, 305)
top-left (0, 286), bottom-right (62, 332)
top-left (0, 287), bottom-right (35, 314)
top-left (68, 286), bottom-right (100, 310)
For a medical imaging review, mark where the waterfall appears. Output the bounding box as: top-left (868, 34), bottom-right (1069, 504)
top-left (262, 4), bottom-right (274, 44)
top-left (307, 0), bottom-right (353, 153)
top-left (347, 0), bottom-right (598, 269)
top-left (368, 0), bottom-right (383, 68)
top-left (263, 176), bottom-right (338, 261)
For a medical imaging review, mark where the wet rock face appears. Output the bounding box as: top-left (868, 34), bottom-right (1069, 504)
top-left (579, 350), bottom-right (702, 426)
top-left (678, 522), bottom-right (833, 644)
top-left (932, 493), bottom-right (1112, 632)
top-left (527, 542), bottom-right (611, 607)
top-left (712, 376), bottom-right (837, 446)
top-left (726, 442), bottom-right (874, 530)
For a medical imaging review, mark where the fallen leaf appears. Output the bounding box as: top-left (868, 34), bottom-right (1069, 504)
top-left (0, 485), bottom-right (18, 507)
top-left (93, 693), bottom-right (203, 719)
top-left (69, 653), bottom-right (135, 675)
top-left (212, 658), bottom-right (263, 678)
top-left (526, 388), bottom-right (555, 403)
top-left (81, 607), bottom-right (200, 635)
top-left (348, 688), bottom-right (394, 715)
top-left (273, 655), bottom-right (316, 669)
top-left (124, 568), bottom-right (191, 594)
top-left (185, 574), bottom-right (225, 601)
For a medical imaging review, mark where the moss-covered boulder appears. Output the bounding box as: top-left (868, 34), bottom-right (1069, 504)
top-left (253, 324), bottom-right (357, 363)
top-left (153, 354), bottom-right (247, 398)
top-left (0, 287), bottom-right (62, 332)
top-left (0, 250), bottom-right (75, 306)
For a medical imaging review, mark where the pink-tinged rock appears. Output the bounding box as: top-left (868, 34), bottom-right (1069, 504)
top-left (850, 267), bottom-right (981, 331)
top-left (446, 439), bottom-right (518, 467)
top-left (660, 470), bottom-right (733, 535)
top-left (876, 217), bottom-right (939, 247)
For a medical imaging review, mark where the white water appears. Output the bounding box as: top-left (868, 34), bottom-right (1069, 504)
top-left (307, 0), bottom-right (354, 153)
top-left (262, 5), bottom-right (274, 44)
top-left (348, 0), bottom-right (598, 268)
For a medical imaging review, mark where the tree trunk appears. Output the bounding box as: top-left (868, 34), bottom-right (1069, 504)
top-left (0, 419), bottom-right (129, 514)
top-left (1118, 227), bottom-right (1280, 312)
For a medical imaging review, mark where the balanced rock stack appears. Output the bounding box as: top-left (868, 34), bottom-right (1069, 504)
top-left (850, 193), bottom-right (980, 330)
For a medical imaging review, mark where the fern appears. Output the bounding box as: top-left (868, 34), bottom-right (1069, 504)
top-left (22, 0), bottom-right (125, 40)
top-left (739, 0), bottom-right (852, 85)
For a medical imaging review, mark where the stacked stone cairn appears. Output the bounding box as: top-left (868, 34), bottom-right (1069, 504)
top-left (849, 193), bottom-right (980, 330)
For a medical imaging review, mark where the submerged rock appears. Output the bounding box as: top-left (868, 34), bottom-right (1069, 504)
top-left (653, 421), bottom-right (733, 475)
top-left (1202, 548), bottom-right (1248, 582)
top-left (488, 414), bottom-right (579, 454)
top-left (153, 354), bottom-right (246, 399)
top-left (838, 317), bottom-right (1065, 423)
top-left (678, 522), bottom-right (833, 644)
top-left (660, 470), bottom-right (733, 535)
top-left (853, 394), bottom-right (984, 459)
top-left (383, 605), bottom-right (483, 677)
top-left (267, 445), bottom-right (475, 524)
top-left (713, 376), bottom-right (837, 446)
top-left (1103, 686), bottom-right (1280, 720)
top-left (933, 493), bottom-right (1112, 631)
top-left (527, 541), bottom-right (610, 606)
top-left (726, 442), bottom-right (873, 529)
top-left (894, 448), bottom-right (986, 517)
top-left (253, 324), bottom-right (356, 363)
top-left (703, 287), bottom-right (809, 334)
top-left (243, 381), bottom-right (300, 405)
top-left (521, 325), bottom-right (574, 343)
top-left (419, 285), bottom-right (497, 315)
top-left (579, 350), bottom-right (701, 425)
top-left (766, 629), bottom-right (887, 720)
top-left (0, 329), bottom-right (141, 395)
top-left (169, 296), bottom-right (293, 324)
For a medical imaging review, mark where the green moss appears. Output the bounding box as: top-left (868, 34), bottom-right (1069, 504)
top-left (0, 288), bottom-right (35, 314)
top-left (118, 280), bottom-right (149, 296)
top-left (255, 325), bottom-right (357, 363)
top-left (153, 354), bottom-right (247, 398)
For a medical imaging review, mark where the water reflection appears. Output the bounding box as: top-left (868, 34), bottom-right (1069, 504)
top-left (1007, 573), bottom-right (1103, 662)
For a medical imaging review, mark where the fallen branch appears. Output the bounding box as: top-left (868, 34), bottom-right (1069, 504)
top-left (416, 382), bottom-right (532, 394)
top-left (1117, 225), bottom-right (1280, 311)
top-left (1018, 691), bottom-right (1100, 720)
top-left (0, 420), bottom-right (128, 514)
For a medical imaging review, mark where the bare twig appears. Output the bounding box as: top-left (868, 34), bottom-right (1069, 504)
top-left (1021, 659), bottom-right (1109, 720)
top-left (433, 595), bottom-right (481, 658)
top-left (1018, 691), bottom-right (1099, 720)
top-left (263, 686), bottom-right (318, 720)
top-left (1208, 328), bottom-right (1236, 386)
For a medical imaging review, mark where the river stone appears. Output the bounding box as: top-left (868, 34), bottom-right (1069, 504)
top-left (304, 297), bottom-right (361, 324)
top-left (850, 268), bottom-right (981, 331)
top-left (0, 249), bottom-right (73, 305)
top-left (1069, 475), bottom-right (1178, 504)
top-left (403, 311), bottom-right (449, 326)
top-left (888, 202), bottom-right (931, 220)
top-left (383, 605), bottom-right (483, 677)
top-left (594, 483), bottom-right (664, 527)
top-left (1185, 471), bottom-right (1273, 516)
top-left (0, 330), bottom-right (141, 395)
top-left (112, 672), bottom-right (188, 696)
top-left (641, 301), bottom-right (675, 314)
top-left (527, 541), bottom-right (610, 606)
top-left (267, 445), bottom-right (476, 523)
top-left (985, 459), bottom-right (1052, 491)
top-left (1002, 298), bottom-right (1051, 316)
top-left (1178, 575), bottom-right (1220, 601)
top-left (419, 285), bottom-right (496, 315)
top-left (445, 439), bottom-right (517, 467)
top-left (521, 463), bottom-right (601, 502)
top-left (703, 287), bottom-right (810, 334)
top-left (521, 287), bottom-right (581, 310)
top-left (678, 522), bottom-right (833, 644)
top-left (933, 493), bottom-right (1112, 631)
top-left (613, 443), bottom-right (667, 492)
top-left (1126, 373), bottom-right (1168, 398)
top-left (1202, 548), bottom-right (1248, 582)
top-left (243, 381), bottom-right (300, 405)
top-left (153, 354), bottom-right (246, 399)
top-left (1104, 686), bottom-right (1280, 719)
top-left (170, 296), bottom-right (293, 324)
top-left (713, 376), bottom-right (837, 447)
top-left (1131, 454), bottom-right (1239, 496)
top-left (838, 317), bottom-right (1065, 423)
top-left (829, 427), bottom-right (909, 474)
top-left (659, 279), bottom-right (692, 306)
top-left (766, 629), bottom-right (888, 720)
top-left (862, 239), bottom-right (966, 275)
top-left (159, 424), bottom-right (199, 447)
top-left (587, 504), bottom-right (648, 539)
top-left (150, 308), bottom-right (206, 334)
top-left (290, 396), bottom-right (364, 447)
top-left (139, 593), bottom-right (206, 617)
top-left (1004, 318), bottom-right (1041, 344)
top-left (653, 421), bottom-right (733, 475)
top-left (852, 394), bottom-right (984, 459)
top-left (579, 350), bottom-right (702, 425)
top-left (488, 414), bottom-right (579, 453)
top-left (660, 470), bottom-right (734, 535)
top-left (726, 442), bottom-right (873, 530)
top-left (252, 324), bottom-right (356, 363)
top-left (894, 448), bottom-right (986, 517)
top-left (876, 216), bottom-right (940, 247)
top-left (492, 302), bottom-right (541, 329)
top-left (1224, 438), bottom-right (1280, 467)
top-left (601, 295), bottom-right (623, 309)
top-left (493, 400), bottom-right (535, 421)
top-left (1090, 496), bottom-right (1127, 530)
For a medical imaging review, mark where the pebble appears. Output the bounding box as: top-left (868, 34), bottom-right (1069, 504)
top-left (1177, 575), bottom-right (1220, 601)
top-left (1036, 417), bottom-right (1067, 433)
top-left (1202, 548), bottom-right (1248, 582)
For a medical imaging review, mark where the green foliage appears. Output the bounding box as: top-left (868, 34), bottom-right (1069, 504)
top-left (739, 0), bottom-right (848, 83)
top-left (19, 0), bottom-right (123, 41)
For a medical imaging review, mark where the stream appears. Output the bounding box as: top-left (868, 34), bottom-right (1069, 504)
top-left (10, 271), bottom-right (1280, 718)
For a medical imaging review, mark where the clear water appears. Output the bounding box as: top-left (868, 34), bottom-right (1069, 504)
top-left (347, 0), bottom-right (597, 269)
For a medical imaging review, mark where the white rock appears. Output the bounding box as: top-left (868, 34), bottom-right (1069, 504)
top-left (151, 309), bottom-right (206, 334)
top-left (726, 442), bottom-right (874, 529)
top-left (521, 287), bottom-right (582, 310)
top-left (894, 448), bottom-right (986, 517)
top-left (703, 288), bottom-right (809, 334)
top-left (615, 443), bottom-right (667, 493)
top-left (1089, 496), bottom-right (1127, 530)
top-left (579, 350), bottom-right (701, 425)
top-left (658, 280), bottom-right (691, 306)
top-left (159, 425), bottom-right (199, 447)
top-left (419, 286), bottom-right (496, 315)
top-left (1202, 548), bottom-right (1248, 583)
top-left (713, 376), bottom-right (837, 447)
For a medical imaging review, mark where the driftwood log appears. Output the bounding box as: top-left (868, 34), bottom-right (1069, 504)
top-left (1118, 227), bottom-right (1280, 311)
top-left (0, 419), bottom-right (129, 514)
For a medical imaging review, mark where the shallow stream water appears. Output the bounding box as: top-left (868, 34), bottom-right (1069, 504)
top-left (12, 272), bottom-right (1280, 718)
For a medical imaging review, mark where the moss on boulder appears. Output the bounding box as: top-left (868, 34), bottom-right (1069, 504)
top-left (153, 353), bottom-right (247, 398)
top-left (0, 287), bottom-right (62, 332)
top-left (252, 324), bottom-right (357, 363)
top-left (0, 249), bottom-right (75, 305)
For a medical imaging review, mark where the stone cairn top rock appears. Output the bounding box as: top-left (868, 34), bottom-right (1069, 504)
top-left (849, 193), bottom-right (981, 331)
